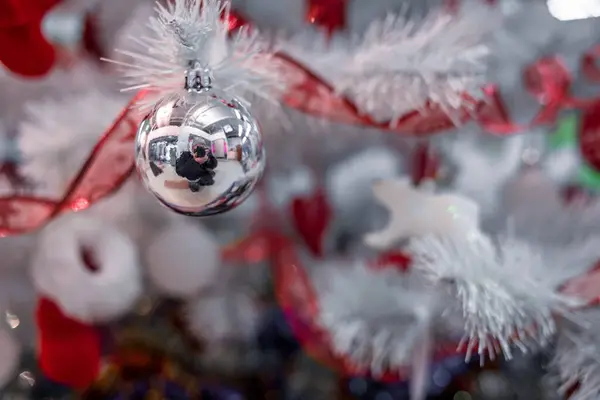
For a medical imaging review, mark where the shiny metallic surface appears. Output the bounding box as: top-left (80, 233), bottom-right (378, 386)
top-left (134, 91), bottom-right (265, 216)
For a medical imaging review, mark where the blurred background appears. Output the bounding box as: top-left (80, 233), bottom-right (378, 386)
top-left (1, 0), bottom-right (600, 399)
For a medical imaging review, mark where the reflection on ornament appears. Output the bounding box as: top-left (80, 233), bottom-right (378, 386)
top-left (5, 311), bottom-right (19, 329)
top-left (364, 178), bottom-right (480, 250)
top-left (135, 73), bottom-right (265, 216)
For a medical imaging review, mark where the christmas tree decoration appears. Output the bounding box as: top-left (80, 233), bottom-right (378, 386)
top-left (30, 214), bottom-right (142, 324)
top-left (290, 188), bottom-right (332, 258)
top-left (312, 260), bottom-right (462, 380)
top-left (36, 296), bottom-right (101, 389)
top-left (134, 92), bottom-right (266, 216)
top-left (145, 221), bottom-right (221, 298)
top-left (363, 178), bottom-right (480, 250)
top-left (0, 0), bottom-right (60, 77)
top-left (270, 232), bottom-right (467, 400)
top-left (407, 210), bottom-right (600, 363)
top-left (4, 1), bottom-right (600, 399)
top-left (107, 0), bottom-right (287, 216)
top-left (18, 89), bottom-right (129, 198)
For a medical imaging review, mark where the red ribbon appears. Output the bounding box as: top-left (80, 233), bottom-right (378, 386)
top-left (0, 91), bottom-right (144, 236)
top-left (208, 6), bottom-right (600, 137)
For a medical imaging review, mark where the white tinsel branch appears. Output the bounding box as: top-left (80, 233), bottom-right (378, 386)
top-left (408, 234), bottom-right (591, 362)
top-left (104, 0), bottom-right (289, 108)
top-left (313, 260), bottom-right (446, 378)
top-left (552, 310), bottom-right (600, 400)
top-left (281, 3), bottom-right (497, 123)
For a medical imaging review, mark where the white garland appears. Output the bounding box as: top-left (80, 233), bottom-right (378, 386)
top-left (280, 3), bottom-right (498, 123)
top-left (313, 260), bottom-right (448, 378)
top-left (105, 0), bottom-right (289, 108)
top-left (408, 233), bottom-right (597, 361)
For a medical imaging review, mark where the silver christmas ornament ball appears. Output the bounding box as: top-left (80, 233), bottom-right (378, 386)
top-left (134, 91), bottom-right (266, 216)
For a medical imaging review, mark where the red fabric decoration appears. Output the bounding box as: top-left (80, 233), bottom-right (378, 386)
top-left (0, 0), bottom-right (61, 77)
top-left (36, 297), bottom-right (101, 389)
top-left (305, 0), bottom-right (347, 36)
top-left (290, 188), bottom-right (332, 258)
top-left (1, 6), bottom-right (600, 237)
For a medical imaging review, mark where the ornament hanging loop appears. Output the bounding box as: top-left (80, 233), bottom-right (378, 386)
top-left (184, 61), bottom-right (213, 93)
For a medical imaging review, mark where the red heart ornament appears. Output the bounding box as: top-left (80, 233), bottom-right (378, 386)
top-left (290, 189), bottom-right (332, 258)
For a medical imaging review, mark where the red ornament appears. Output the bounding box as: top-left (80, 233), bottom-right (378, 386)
top-left (579, 99), bottom-right (600, 172)
top-left (0, 0), bottom-right (61, 77)
top-left (290, 188), bottom-right (332, 258)
top-left (305, 0), bottom-right (348, 36)
top-left (582, 45), bottom-right (600, 83)
top-left (36, 297), bottom-right (101, 389)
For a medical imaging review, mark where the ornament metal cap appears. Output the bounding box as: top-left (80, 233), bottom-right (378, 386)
top-left (184, 61), bottom-right (213, 93)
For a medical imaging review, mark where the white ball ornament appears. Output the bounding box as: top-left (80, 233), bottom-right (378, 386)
top-left (145, 222), bottom-right (221, 298)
